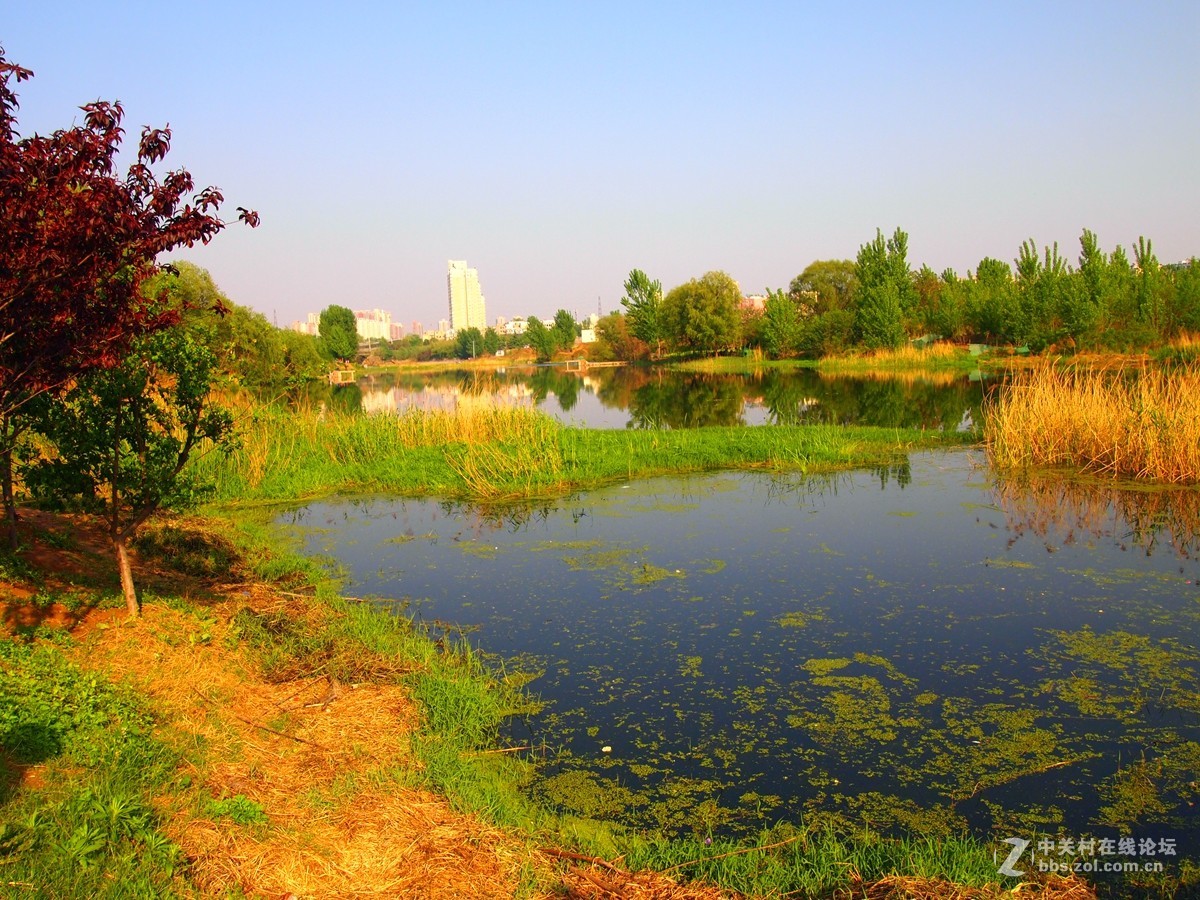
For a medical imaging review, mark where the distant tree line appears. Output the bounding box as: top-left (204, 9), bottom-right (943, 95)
top-left (594, 228), bottom-right (1199, 362)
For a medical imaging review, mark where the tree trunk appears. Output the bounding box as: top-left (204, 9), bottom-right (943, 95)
top-left (2, 446), bottom-right (16, 552)
top-left (114, 533), bottom-right (139, 618)
top-left (1, 415), bottom-right (18, 551)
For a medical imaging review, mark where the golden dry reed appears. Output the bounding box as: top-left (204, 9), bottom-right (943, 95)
top-left (819, 342), bottom-right (965, 370)
top-left (984, 364), bottom-right (1200, 483)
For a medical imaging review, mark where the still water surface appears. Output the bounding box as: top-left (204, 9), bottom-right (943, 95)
top-left (337, 365), bottom-right (989, 430)
top-left (280, 450), bottom-right (1200, 847)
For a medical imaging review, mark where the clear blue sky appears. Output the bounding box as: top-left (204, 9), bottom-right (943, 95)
top-left (4, 1), bottom-right (1197, 329)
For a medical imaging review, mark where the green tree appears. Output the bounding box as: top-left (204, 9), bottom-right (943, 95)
top-left (551, 309), bottom-right (578, 353)
top-left (661, 271), bottom-right (743, 355)
top-left (1133, 236), bottom-right (1165, 332)
top-left (1013, 239), bottom-right (1068, 349)
top-left (925, 268), bottom-right (966, 340)
top-left (156, 262), bottom-right (322, 387)
top-left (278, 329), bottom-right (325, 379)
top-left (621, 269), bottom-right (665, 357)
top-left (594, 312), bottom-right (648, 361)
top-left (789, 260), bottom-right (857, 315)
top-left (319, 305), bottom-right (358, 361)
top-left (26, 324), bottom-right (235, 617)
top-left (454, 327), bottom-right (484, 360)
top-left (853, 228), bottom-right (913, 350)
top-left (762, 289), bottom-right (801, 358)
top-left (1167, 259), bottom-right (1200, 333)
top-left (526, 317), bottom-right (555, 362)
top-left (963, 257), bottom-right (1020, 344)
top-left (482, 327), bottom-right (502, 355)
top-left (1067, 228), bottom-right (1109, 342)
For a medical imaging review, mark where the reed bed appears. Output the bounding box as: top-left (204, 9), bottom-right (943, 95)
top-left (819, 342), bottom-right (969, 372)
top-left (984, 365), bottom-right (1200, 483)
top-left (196, 391), bottom-right (968, 506)
top-left (198, 394), bottom-right (563, 501)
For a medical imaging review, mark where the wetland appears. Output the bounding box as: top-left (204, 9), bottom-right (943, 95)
top-left (279, 445), bottom-right (1200, 853)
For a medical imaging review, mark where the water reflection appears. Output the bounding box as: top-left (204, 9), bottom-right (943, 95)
top-left (995, 472), bottom-right (1200, 559)
top-left (277, 451), bottom-right (1200, 848)
top-left (296, 366), bottom-right (990, 430)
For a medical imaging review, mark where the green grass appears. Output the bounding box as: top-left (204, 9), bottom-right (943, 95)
top-left (0, 639), bottom-right (187, 898)
top-left (624, 826), bottom-right (1006, 897)
top-left (194, 401), bottom-right (973, 506)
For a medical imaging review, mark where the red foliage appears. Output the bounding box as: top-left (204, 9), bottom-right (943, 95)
top-left (0, 47), bottom-right (258, 415)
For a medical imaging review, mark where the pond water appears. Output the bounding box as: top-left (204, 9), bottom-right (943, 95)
top-left (279, 449), bottom-right (1200, 853)
top-left (317, 366), bottom-right (990, 430)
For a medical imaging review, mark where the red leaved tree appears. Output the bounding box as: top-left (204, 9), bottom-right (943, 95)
top-left (0, 47), bottom-right (257, 546)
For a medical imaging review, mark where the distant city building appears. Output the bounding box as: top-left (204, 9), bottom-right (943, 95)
top-left (437, 318), bottom-right (451, 337)
top-left (290, 312), bottom-right (321, 336)
top-left (389, 322), bottom-right (406, 341)
top-left (741, 294), bottom-right (767, 312)
top-left (411, 321), bottom-right (423, 336)
top-left (354, 309), bottom-right (392, 342)
top-left (447, 260), bottom-right (487, 332)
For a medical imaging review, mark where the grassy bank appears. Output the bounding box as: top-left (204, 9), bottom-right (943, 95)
top-left (984, 364), bottom-right (1200, 483)
top-left (2, 511), bottom-right (1101, 899)
top-left (197, 396), bottom-right (973, 505)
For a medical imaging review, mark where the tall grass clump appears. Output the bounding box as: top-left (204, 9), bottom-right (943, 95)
top-left (985, 364), bottom-right (1200, 482)
top-left (196, 394), bottom-right (564, 502)
top-left (819, 342), bottom-right (972, 372)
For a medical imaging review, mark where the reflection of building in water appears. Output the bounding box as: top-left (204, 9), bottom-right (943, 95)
top-left (356, 380), bottom-right (533, 416)
top-left (359, 384), bottom-right (402, 415)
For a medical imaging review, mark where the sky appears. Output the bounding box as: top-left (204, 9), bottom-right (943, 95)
top-left (3, 1), bottom-right (1197, 330)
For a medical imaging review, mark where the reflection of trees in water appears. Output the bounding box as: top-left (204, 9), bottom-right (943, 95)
top-left (873, 458), bottom-right (912, 490)
top-left (994, 472), bottom-right (1200, 559)
top-left (527, 368), bottom-right (581, 411)
top-left (628, 375), bottom-right (746, 429)
top-left (753, 370), bottom-right (984, 431)
top-left (309, 365), bottom-right (986, 430)
top-left (438, 498), bottom-right (558, 534)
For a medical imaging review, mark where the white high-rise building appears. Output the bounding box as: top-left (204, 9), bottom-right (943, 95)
top-left (447, 260), bottom-right (487, 332)
top-left (354, 309), bottom-right (392, 342)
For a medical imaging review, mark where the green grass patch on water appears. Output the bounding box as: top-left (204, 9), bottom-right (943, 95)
top-left (196, 403), bottom-right (974, 507)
